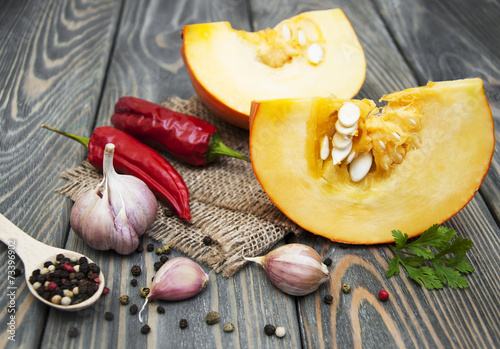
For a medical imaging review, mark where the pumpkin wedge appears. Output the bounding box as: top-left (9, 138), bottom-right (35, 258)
top-left (249, 78), bottom-right (495, 244)
top-left (181, 9), bottom-right (366, 129)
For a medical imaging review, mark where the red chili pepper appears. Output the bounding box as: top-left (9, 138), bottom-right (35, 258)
top-left (41, 125), bottom-right (191, 221)
top-left (111, 96), bottom-right (249, 166)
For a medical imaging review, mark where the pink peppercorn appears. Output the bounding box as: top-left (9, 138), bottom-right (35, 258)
top-left (102, 287), bottom-right (110, 295)
top-left (378, 290), bottom-right (389, 301)
top-left (46, 281), bottom-right (58, 292)
top-left (63, 265), bottom-right (75, 273)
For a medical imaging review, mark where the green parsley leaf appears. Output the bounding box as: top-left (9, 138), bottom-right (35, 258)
top-left (385, 225), bottom-right (474, 290)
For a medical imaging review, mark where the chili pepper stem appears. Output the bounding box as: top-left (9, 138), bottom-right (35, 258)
top-left (41, 125), bottom-right (90, 149)
top-left (207, 133), bottom-right (250, 163)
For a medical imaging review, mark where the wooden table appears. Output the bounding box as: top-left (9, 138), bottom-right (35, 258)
top-left (1, 0), bottom-right (499, 348)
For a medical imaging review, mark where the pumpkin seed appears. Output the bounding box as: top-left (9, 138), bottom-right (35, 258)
top-left (282, 24), bottom-right (291, 41)
top-left (307, 43), bottom-right (323, 64)
top-left (320, 135), bottom-right (330, 160)
top-left (332, 142), bottom-right (353, 164)
top-left (338, 102), bottom-right (360, 128)
top-left (298, 30), bottom-right (307, 46)
top-left (349, 152), bottom-right (373, 182)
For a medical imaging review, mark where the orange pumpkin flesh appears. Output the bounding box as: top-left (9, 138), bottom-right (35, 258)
top-left (181, 9), bottom-right (366, 129)
top-left (249, 78), bottom-right (495, 244)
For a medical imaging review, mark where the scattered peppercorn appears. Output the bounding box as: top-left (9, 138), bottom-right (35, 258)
top-left (13, 268), bottom-right (22, 277)
top-left (155, 248), bottom-right (163, 255)
top-left (157, 306), bottom-right (165, 314)
top-left (205, 311), bottom-right (220, 325)
top-left (140, 287), bottom-right (150, 298)
top-left (179, 319), bottom-right (188, 329)
top-left (154, 261), bottom-right (163, 271)
top-left (323, 294), bottom-right (333, 304)
top-left (323, 258), bottom-right (332, 266)
top-left (275, 326), bottom-right (286, 338)
top-left (130, 304), bottom-right (138, 315)
top-left (141, 325), bottom-right (151, 334)
top-left (341, 284), bottom-right (351, 294)
top-left (160, 255), bottom-right (169, 264)
top-left (378, 290), bottom-right (390, 301)
top-left (67, 327), bottom-right (80, 338)
top-left (102, 287), bottom-right (110, 295)
top-left (162, 244), bottom-right (171, 254)
top-left (130, 279), bottom-right (138, 287)
top-left (104, 312), bottom-right (114, 321)
top-left (119, 295), bottom-right (129, 305)
top-left (146, 243), bottom-right (154, 252)
top-left (135, 245), bottom-right (144, 253)
top-left (131, 265), bottom-right (141, 276)
top-left (202, 236), bottom-right (212, 246)
top-left (264, 324), bottom-right (276, 336)
top-left (223, 322), bottom-right (235, 332)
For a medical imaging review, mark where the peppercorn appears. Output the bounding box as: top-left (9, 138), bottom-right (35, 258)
top-left (154, 261), bottom-right (163, 271)
top-left (157, 306), bottom-right (165, 314)
top-left (323, 257), bottom-right (332, 266)
top-left (205, 311), bottom-right (220, 325)
top-left (103, 287), bottom-right (110, 295)
top-left (275, 326), bottom-right (286, 338)
top-left (162, 244), bottom-right (171, 254)
top-left (141, 325), bottom-right (151, 334)
top-left (104, 312), bottom-right (114, 321)
top-left (140, 287), bottom-right (150, 298)
top-left (67, 327), bottom-right (80, 338)
top-left (56, 254), bottom-right (65, 261)
top-left (130, 304), bottom-right (138, 315)
top-left (202, 236), bottom-right (212, 246)
top-left (323, 294), bottom-right (333, 304)
top-left (136, 245), bottom-right (144, 253)
top-left (146, 243), bottom-right (154, 252)
top-left (119, 295), bottom-right (129, 305)
top-left (264, 324), bottom-right (276, 336)
top-left (131, 265), bottom-right (141, 276)
top-left (179, 319), bottom-right (188, 329)
top-left (130, 279), bottom-right (138, 287)
top-left (342, 283), bottom-right (351, 294)
top-left (160, 255), bottom-right (169, 264)
top-left (378, 290), bottom-right (389, 301)
top-left (155, 248), bottom-right (163, 255)
top-left (223, 322), bottom-right (235, 332)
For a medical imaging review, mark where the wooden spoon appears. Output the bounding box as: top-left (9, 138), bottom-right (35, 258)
top-left (0, 213), bottom-right (105, 311)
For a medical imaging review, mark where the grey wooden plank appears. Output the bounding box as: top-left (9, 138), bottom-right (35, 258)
top-left (371, 0), bottom-right (500, 226)
top-left (0, 0), bottom-right (123, 348)
top-left (249, 0), bottom-right (500, 348)
top-left (40, 1), bottom-right (301, 348)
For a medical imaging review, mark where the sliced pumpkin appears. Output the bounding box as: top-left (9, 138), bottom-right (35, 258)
top-left (181, 9), bottom-right (366, 129)
top-left (249, 78), bottom-right (495, 244)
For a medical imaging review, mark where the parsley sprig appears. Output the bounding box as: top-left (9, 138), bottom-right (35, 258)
top-left (386, 225), bottom-right (474, 290)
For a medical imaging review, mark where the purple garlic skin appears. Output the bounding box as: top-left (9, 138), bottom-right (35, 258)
top-left (246, 244), bottom-right (329, 296)
top-left (70, 143), bottom-right (158, 255)
top-left (149, 257), bottom-right (209, 301)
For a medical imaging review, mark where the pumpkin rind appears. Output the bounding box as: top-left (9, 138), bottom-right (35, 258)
top-left (249, 78), bottom-right (495, 244)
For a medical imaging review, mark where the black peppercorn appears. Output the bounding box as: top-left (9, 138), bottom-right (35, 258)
top-left (130, 279), bottom-right (138, 287)
top-left (264, 324), bottom-right (276, 336)
top-left (104, 312), bottom-right (114, 321)
top-left (67, 327), bottom-right (80, 338)
top-left (56, 254), bottom-right (65, 261)
top-left (146, 243), bottom-right (154, 252)
top-left (323, 257), bottom-right (332, 266)
top-left (323, 294), bottom-right (333, 304)
top-left (130, 304), bottom-right (138, 315)
top-left (44, 261), bottom-right (53, 268)
top-left (203, 236), bottom-right (212, 246)
top-left (179, 319), bottom-right (188, 329)
top-left (131, 265), bottom-right (141, 276)
top-left (32, 269), bottom-right (41, 276)
top-left (78, 256), bottom-right (88, 265)
top-left (136, 245), bottom-right (144, 253)
top-left (154, 261), bottom-right (163, 271)
top-left (160, 255), bottom-right (169, 264)
top-left (157, 306), bottom-right (165, 314)
top-left (141, 325), bottom-right (151, 334)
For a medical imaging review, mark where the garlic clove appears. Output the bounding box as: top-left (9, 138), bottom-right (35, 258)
top-left (245, 244), bottom-right (329, 296)
top-left (149, 257), bottom-right (209, 301)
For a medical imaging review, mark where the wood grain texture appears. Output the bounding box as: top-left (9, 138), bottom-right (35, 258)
top-left (0, 0), bottom-right (122, 348)
top-left (40, 0), bottom-right (301, 348)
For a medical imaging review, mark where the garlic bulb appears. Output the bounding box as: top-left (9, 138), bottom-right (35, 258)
top-left (138, 257), bottom-right (209, 323)
top-left (245, 244), bottom-right (329, 296)
top-left (70, 143), bottom-right (158, 255)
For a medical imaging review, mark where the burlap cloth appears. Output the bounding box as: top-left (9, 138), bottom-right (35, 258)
top-left (56, 96), bottom-right (303, 277)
